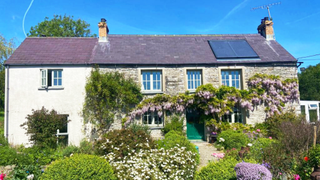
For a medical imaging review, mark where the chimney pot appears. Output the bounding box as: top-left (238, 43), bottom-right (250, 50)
top-left (98, 18), bottom-right (108, 42)
top-left (257, 17), bottom-right (275, 41)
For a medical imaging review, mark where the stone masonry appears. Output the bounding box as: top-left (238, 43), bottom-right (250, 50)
top-left (99, 64), bottom-right (298, 138)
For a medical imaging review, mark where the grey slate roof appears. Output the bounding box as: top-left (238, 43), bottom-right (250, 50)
top-left (6, 34), bottom-right (297, 65)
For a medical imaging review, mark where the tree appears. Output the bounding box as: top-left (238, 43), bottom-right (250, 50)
top-left (21, 107), bottom-right (69, 149)
top-left (28, 15), bottom-right (96, 37)
top-left (298, 63), bottom-right (320, 100)
top-left (0, 34), bottom-right (15, 110)
top-left (83, 67), bottom-right (143, 135)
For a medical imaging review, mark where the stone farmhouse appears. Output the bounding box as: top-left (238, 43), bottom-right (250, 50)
top-left (4, 17), bottom-right (299, 146)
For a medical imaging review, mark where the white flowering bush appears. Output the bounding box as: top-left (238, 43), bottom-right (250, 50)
top-left (105, 145), bottom-right (197, 180)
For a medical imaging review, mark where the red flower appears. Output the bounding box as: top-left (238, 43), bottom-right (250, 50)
top-left (304, 156), bottom-right (309, 162)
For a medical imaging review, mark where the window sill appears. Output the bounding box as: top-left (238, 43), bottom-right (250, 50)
top-left (38, 87), bottom-right (64, 90)
top-left (142, 91), bottom-right (163, 95)
top-left (187, 89), bottom-right (197, 93)
top-left (149, 126), bottom-right (164, 130)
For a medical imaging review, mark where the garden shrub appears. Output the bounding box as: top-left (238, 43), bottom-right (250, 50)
top-left (256, 112), bottom-right (320, 178)
top-left (264, 111), bottom-right (305, 139)
top-left (235, 162), bottom-right (272, 180)
top-left (161, 114), bottom-right (184, 135)
top-left (21, 107), bottom-right (69, 149)
top-left (94, 129), bottom-right (155, 159)
top-left (127, 123), bottom-right (150, 135)
top-left (249, 138), bottom-right (276, 162)
top-left (157, 130), bottom-right (199, 164)
top-left (261, 141), bottom-right (303, 178)
top-left (78, 139), bottom-right (94, 154)
top-left (0, 145), bottom-right (17, 166)
top-left (0, 135), bottom-right (9, 147)
top-left (294, 152), bottom-right (313, 180)
top-left (55, 140), bottom-right (94, 157)
top-left (309, 144), bottom-right (320, 168)
top-left (253, 123), bottom-right (269, 136)
top-left (216, 129), bottom-right (249, 150)
top-left (16, 146), bottom-right (57, 166)
top-left (10, 164), bottom-right (42, 180)
top-left (195, 157), bottom-right (257, 180)
top-left (58, 145), bottom-right (80, 157)
top-left (105, 146), bottom-right (197, 180)
top-left (40, 154), bottom-right (116, 180)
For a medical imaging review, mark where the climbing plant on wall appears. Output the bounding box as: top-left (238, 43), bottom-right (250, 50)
top-left (126, 74), bottom-right (299, 126)
top-left (83, 67), bottom-right (143, 135)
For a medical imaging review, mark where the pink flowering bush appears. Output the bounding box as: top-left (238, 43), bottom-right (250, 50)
top-left (0, 173), bottom-right (6, 180)
top-left (212, 153), bottom-right (225, 159)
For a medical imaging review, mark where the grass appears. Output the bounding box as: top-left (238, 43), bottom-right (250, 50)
top-left (0, 111), bottom-right (4, 135)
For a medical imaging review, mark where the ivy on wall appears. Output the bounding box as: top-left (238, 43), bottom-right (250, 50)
top-left (126, 74), bottom-right (299, 126)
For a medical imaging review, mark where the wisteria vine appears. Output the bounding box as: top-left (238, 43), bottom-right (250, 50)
top-left (126, 74), bottom-right (299, 126)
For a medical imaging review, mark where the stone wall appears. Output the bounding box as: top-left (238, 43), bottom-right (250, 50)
top-left (99, 64), bottom-right (298, 137)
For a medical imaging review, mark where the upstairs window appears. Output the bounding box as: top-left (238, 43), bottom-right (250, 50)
top-left (187, 70), bottom-right (202, 90)
top-left (40, 69), bottom-right (63, 88)
top-left (141, 71), bottom-right (162, 91)
top-left (221, 70), bottom-right (241, 89)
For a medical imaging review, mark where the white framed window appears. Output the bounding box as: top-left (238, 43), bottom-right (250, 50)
top-left (187, 70), bottom-right (202, 90)
top-left (221, 70), bottom-right (241, 89)
top-left (141, 71), bottom-right (162, 91)
top-left (222, 106), bottom-right (243, 123)
top-left (143, 111), bottom-right (163, 126)
top-left (56, 115), bottom-right (69, 146)
top-left (221, 70), bottom-right (244, 123)
top-left (40, 69), bottom-right (63, 88)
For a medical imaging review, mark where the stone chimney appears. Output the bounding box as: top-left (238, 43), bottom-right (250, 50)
top-left (98, 18), bottom-right (109, 42)
top-left (257, 17), bottom-right (275, 40)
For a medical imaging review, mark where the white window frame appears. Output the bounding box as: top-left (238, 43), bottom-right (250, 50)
top-left (40, 69), bottom-right (63, 88)
top-left (221, 69), bottom-right (244, 123)
top-left (40, 69), bottom-right (48, 88)
top-left (187, 70), bottom-right (202, 90)
top-left (221, 70), bottom-right (241, 89)
top-left (141, 70), bottom-right (162, 92)
top-left (52, 70), bottom-right (63, 87)
top-left (55, 114), bottom-right (69, 145)
top-left (222, 106), bottom-right (244, 123)
top-left (143, 111), bottom-right (163, 127)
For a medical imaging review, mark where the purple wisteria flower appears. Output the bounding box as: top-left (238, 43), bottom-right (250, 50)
top-left (235, 162), bottom-right (272, 180)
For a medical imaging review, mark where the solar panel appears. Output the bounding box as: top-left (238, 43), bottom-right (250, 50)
top-left (208, 40), bottom-right (259, 59)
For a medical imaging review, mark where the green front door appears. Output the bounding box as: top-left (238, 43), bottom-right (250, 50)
top-left (187, 110), bottom-right (205, 140)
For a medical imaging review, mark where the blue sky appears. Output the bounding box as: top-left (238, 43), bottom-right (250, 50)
top-left (0, 0), bottom-right (319, 69)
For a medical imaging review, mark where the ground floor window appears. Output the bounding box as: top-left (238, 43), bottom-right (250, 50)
top-left (222, 107), bottom-right (244, 123)
top-left (56, 115), bottom-right (69, 146)
top-left (143, 111), bottom-right (163, 126)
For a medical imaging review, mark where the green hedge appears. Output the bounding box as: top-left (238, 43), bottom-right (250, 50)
top-left (195, 157), bottom-right (256, 180)
top-left (217, 129), bottom-right (249, 150)
top-left (40, 154), bottom-right (116, 180)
